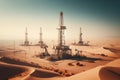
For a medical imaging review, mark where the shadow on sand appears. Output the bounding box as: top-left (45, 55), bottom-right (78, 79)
top-left (99, 66), bottom-right (120, 80)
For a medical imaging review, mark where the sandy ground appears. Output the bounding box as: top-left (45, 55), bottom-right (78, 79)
top-left (66, 59), bottom-right (120, 80)
top-left (0, 39), bottom-right (120, 80)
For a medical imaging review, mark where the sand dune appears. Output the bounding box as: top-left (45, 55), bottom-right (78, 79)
top-left (66, 59), bottom-right (120, 80)
top-left (103, 47), bottom-right (120, 56)
top-left (0, 57), bottom-right (42, 68)
top-left (0, 40), bottom-right (120, 80)
top-left (70, 45), bottom-right (119, 58)
top-left (99, 67), bottom-right (120, 80)
top-left (30, 69), bottom-right (60, 78)
top-left (0, 62), bottom-right (33, 80)
top-left (26, 69), bottom-right (61, 80)
top-left (1, 58), bottom-right (119, 80)
top-left (0, 61), bottom-right (62, 80)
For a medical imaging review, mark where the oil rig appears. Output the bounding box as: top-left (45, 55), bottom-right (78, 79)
top-left (55, 11), bottom-right (71, 58)
top-left (21, 27), bottom-right (30, 46)
top-left (35, 27), bottom-right (47, 47)
top-left (78, 27), bottom-right (84, 45)
top-left (34, 27), bottom-right (49, 55)
top-left (72, 27), bottom-right (89, 46)
top-left (39, 27), bottom-right (44, 47)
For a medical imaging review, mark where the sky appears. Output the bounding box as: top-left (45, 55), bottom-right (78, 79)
top-left (0, 0), bottom-right (120, 43)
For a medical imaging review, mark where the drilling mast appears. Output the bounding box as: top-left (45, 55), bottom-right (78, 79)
top-left (78, 27), bottom-right (83, 45)
top-left (24, 27), bottom-right (29, 46)
top-left (39, 27), bottom-right (49, 55)
top-left (40, 27), bottom-right (42, 42)
top-left (58, 11), bottom-right (66, 47)
top-left (55, 11), bottom-right (71, 58)
top-left (39, 27), bottom-right (43, 47)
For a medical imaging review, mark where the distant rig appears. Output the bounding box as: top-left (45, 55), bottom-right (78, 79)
top-left (21, 27), bottom-right (47, 46)
top-left (34, 27), bottom-right (47, 48)
top-left (21, 27), bottom-right (30, 46)
top-left (72, 27), bottom-right (90, 46)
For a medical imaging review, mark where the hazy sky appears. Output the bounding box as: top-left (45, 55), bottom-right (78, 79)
top-left (0, 0), bottom-right (120, 42)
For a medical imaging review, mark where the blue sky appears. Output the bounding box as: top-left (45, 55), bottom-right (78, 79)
top-left (0, 0), bottom-right (120, 41)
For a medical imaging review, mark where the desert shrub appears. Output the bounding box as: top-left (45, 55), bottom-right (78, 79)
top-left (76, 62), bottom-right (84, 66)
top-left (54, 69), bottom-right (59, 72)
top-left (71, 73), bottom-right (74, 75)
top-left (100, 54), bottom-right (108, 57)
top-left (58, 71), bottom-right (63, 74)
top-left (64, 69), bottom-right (68, 73)
top-left (68, 63), bottom-right (74, 66)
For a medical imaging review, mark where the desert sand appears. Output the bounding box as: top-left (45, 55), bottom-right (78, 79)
top-left (0, 39), bottom-right (120, 80)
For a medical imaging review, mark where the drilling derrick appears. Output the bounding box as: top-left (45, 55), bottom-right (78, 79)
top-left (56, 11), bottom-right (71, 58)
top-left (78, 27), bottom-right (83, 45)
top-left (24, 27), bottom-right (29, 46)
top-left (58, 12), bottom-right (66, 47)
top-left (38, 27), bottom-right (49, 55)
top-left (39, 27), bottom-right (44, 47)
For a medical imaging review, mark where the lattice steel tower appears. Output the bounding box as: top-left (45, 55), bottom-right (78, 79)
top-left (58, 11), bottom-right (66, 47)
top-left (78, 27), bottom-right (83, 45)
top-left (39, 27), bottom-right (43, 44)
top-left (24, 27), bottom-right (29, 46)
